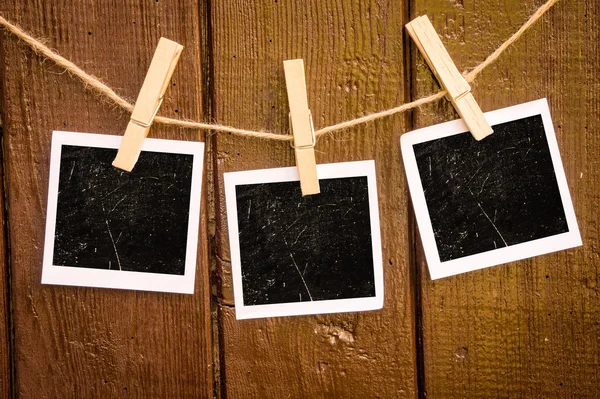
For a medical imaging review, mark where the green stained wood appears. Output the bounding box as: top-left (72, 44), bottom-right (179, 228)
top-left (211, 0), bottom-right (417, 397)
top-left (410, 0), bottom-right (600, 397)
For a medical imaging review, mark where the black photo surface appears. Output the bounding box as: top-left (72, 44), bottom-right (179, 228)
top-left (413, 114), bottom-right (569, 262)
top-left (53, 145), bottom-right (193, 275)
top-left (235, 177), bottom-right (375, 306)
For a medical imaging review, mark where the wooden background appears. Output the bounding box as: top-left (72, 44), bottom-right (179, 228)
top-left (0, 0), bottom-right (598, 397)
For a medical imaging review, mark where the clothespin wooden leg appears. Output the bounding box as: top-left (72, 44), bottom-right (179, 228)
top-left (112, 37), bottom-right (183, 171)
top-left (406, 15), bottom-right (493, 141)
top-left (284, 59), bottom-right (320, 196)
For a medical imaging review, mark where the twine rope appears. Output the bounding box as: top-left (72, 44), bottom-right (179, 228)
top-left (0, 0), bottom-right (559, 142)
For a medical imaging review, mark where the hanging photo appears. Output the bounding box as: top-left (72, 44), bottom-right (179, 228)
top-left (401, 99), bottom-right (581, 279)
top-left (224, 160), bottom-right (383, 319)
top-left (42, 131), bottom-right (204, 293)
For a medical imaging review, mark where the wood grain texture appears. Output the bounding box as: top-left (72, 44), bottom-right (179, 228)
top-left (410, 0), bottom-right (600, 397)
top-left (0, 1), bottom-right (213, 397)
top-left (0, 0), bottom-right (597, 397)
top-left (0, 126), bottom-right (11, 399)
top-left (211, 1), bottom-right (417, 397)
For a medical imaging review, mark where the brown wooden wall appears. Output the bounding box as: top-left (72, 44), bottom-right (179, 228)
top-left (0, 0), bottom-right (598, 398)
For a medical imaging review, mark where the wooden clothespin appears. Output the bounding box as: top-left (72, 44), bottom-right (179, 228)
top-left (283, 59), bottom-right (320, 196)
top-left (406, 15), bottom-right (493, 140)
top-left (112, 38), bottom-right (183, 171)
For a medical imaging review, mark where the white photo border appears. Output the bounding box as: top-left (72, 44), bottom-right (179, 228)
top-left (224, 160), bottom-right (383, 319)
top-left (401, 98), bottom-right (582, 280)
top-left (41, 131), bottom-right (204, 294)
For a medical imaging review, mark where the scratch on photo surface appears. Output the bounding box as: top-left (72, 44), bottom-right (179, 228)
top-left (110, 195), bottom-right (128, 213)
top-left (284, 238), bottom-right (313, 301)
top-left (282, 216), bottom-right (301, 235)
top-left (479, 173), bottom-right (491, 194)
top-left (343, 204), bottom-right (356, 217)
top-left (428, 157), bottom-right (432, 177)
top-left (523, 137), bottom-right (534, 158)
top-left (69, 161), bottom-right (75, 181)
top-left (292, 226), bottom-right (307, 245)
top-left (102, 204), bottom-right (122, 270)
top-left (102, 183), bottom-right (127, 199)
top-left (468, 188), bottom-right (508, 247)
top-left (465, 163), bottom-right (485, 186)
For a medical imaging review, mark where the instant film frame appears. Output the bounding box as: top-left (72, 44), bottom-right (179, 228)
top-left (224, 160), bottom-right (384, 319)
top-left (401, 99), bottom-right (581, 280)
top-left (42, 131), bottom-right (204, 294)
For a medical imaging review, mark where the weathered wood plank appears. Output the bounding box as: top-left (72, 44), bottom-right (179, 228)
top-left (410, 0), bottom-right (600, 397)
top-left (0, 124), bottom-right (11, 398)
top-left (0, 1), bottom-right (213, 397)
top-left (211, 1), bottom-right (417, 397)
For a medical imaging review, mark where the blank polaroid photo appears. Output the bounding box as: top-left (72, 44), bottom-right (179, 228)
top-left (42, 131), bottom-right (204, 294)
top-left (224, 160), bottom-right (383, 319)
top-left (401, 98), bottom-right (582, 279)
